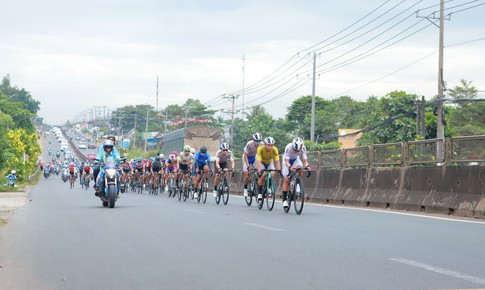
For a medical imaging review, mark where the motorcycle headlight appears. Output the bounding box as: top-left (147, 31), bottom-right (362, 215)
top-left (106, 169), bottom-right (117, 179)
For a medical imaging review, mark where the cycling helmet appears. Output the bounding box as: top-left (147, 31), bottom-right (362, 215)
top-left (84, 162), bottom-right (90, 166)
top-left (103, 139), bottom-right (114, 150)
top-left (11, 170), bottom-right (16, 174)
top-left (172, 151), bottom-right (178, 155)
top-left (252, 132), bottom-right (262, 142)
top-left (293, 137), bottom-right (304, 151)
top-left (264, 136), bottom-right (275, 145)
top-left (137, 158), bottom-right (143, 162)
top-left (159, 154), bottom-right (165, 159)
top-left (169, 154), bottom-right (176, 160)
top-left (200, 145), bottom-right (207, 153)
top-left (183, 145), bottom-right (191, 152)
top-left (155, 156), bottom-right (161, 161)
top-left (220, 143), bottom-right (229, 150)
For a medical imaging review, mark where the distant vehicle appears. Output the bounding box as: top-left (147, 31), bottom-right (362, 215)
top-left (75, 136), bottom-right (81, 140)
top-left (87, 153), bottom-right (96, 160)
top-left (88, 143), bottom-right (97, 149)
top-left (61, 144), bottom-right (69, 151)
top-left (78, 142), bottom-right (87, 149)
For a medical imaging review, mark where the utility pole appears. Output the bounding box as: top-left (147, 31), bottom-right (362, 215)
top-left (144, 107), bottom-right (149, 153)
top-left (134, 109), bottom-right (137, 149)
top-left (222, 94), bottom-right (239, 148)
top-left (437, 0), bottom-right (445, 141)
top-left (156, 76), bottom-right (159, 113)
top-left (310, 52), bottom-right (317, 143)
top-left (241, 54), bottom-right (245, 120)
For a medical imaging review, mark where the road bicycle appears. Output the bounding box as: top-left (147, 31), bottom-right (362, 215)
top-left (196, 169), bottom-right (210, 204)
top-left (285, 168), bottom-right (311, 215)
top-left (214, 169), bottom-right (235, 205)
top-left (179, 169), bottom-right (191, 202)
top-left (257, 169), bottom-right (280, 211)
top-left (244, 168), bottom-right (258, 206)
top-left (168, 172), bottom-right (178, 198)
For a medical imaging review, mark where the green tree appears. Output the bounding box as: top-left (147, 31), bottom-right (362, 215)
top-left (358, 91), bottom-right (418, 145)
top-left (447, 79), bottom-right (485, 136)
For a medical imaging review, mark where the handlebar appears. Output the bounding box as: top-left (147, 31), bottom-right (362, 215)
top-left (287, 167), bottom-right (311, 178)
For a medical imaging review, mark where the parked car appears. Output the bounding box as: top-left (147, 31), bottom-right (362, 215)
top-left (78, 142), bottom-right (87, 149)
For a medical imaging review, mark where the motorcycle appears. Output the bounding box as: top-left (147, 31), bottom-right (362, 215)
top-left (96, 156), bottom-right (124, 208)
top-left (54, 164), bottom-right (61, 175)
top-left (43, 167), bottom-right (51, 179)
top-left (61, 168), bottom-right (69, 182)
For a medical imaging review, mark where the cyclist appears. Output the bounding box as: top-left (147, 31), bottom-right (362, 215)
top-left (164, 153), bottom-right (178, 191)
top-left (120, 159), bottom-right (133, 190)
top-left (193, 145), bottom-right (212, 197)
top-left (177, 145), bottom-right (194, 190)
top-left (68, 162), bottom-right (76, 187)
top-left (281, 137), bottom-right (311, 209)
top-left (256, 136), bottom-right (281, 201)
top-left (243, 132), bottom-right (263, 197)
top-left (150, 156), bottom-right (164, 189)
top-left (82, 161), bottom-right (93, 185)
top-left (132, 158), bottom-right (145, 187)
top-left (213, 142), bottom-right (235, 195)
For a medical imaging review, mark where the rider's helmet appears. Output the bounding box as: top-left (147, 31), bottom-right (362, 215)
top-left (107, 135), bottom-right (116, 145)
top-left (155, 156), bottom-right (161, 161)
top-left (292, 137), bottom-right (304, 151)
top-left (103, 139), bottom-right (114, 151)
top-left (84, 162), bottom-right (90, 166)
top-left (11, 170), bottom-right (16, 174)
top-left (220, 143), bottom-right (229, 150)
top-left (172, 151), bottom-right (178, 155)
top-left (200, 145), bottom-right (207, 153)
top-left (190, 148), bottom-right (195, 155)
top-left (169, 154), bottom-right (176, 160)
top-left (252, 132), bottom-right (262, 142)
top-left (137, 157), bottom-right (142, 162)
top-left (264, 136), bottom-right (275, 145)
top-left (183, 145), bottom-right (191, 152)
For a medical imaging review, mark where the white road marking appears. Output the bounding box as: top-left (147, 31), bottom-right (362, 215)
top-left (320, 204), bottom-right (485, 225)
top-left (245, 223), bottom-right (284, 232)
top-left (390, 258), bottom-right (485, 285)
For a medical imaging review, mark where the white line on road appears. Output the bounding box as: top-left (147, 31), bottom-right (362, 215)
top-left (390, 258), bottom-right (485, 285)
top-left (245, 223), bottom-right (284, 232)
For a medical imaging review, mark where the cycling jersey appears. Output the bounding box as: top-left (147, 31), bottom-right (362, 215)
top-left (178, 152), bottom-right (194, 165)
top-left (195, 152), bottom-right (211, 167)
top-left (283, 143), bottom-right (308, 164)
top-left (215, 150), bottom-right (234, 164)
top-left (257, 146), bottom-right (279, 164)
top-left (152, 160), bottom-right (162, 172)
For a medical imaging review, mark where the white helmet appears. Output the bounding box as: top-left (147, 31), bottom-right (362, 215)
top-left (190, 148), bottom-right (195, 154)
top-left (11, 170), bottom-right (16, 174)
top-left (293, 137), bottom-right (304, 151)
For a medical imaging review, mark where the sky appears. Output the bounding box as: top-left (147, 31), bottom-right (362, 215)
top-left (1, 0), bottom-right (484, 125)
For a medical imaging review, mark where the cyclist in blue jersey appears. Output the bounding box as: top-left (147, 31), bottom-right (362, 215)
top-left (193, 145), bottom-right (211, 197)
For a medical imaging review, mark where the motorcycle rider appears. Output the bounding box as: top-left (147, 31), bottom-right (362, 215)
top-left (93, 136), bottom-right (120, 186)
top-left (94, 139), bottom-right (121, 196)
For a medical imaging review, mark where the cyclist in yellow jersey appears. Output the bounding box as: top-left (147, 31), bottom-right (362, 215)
top-left (256, 136), bottom-right (281, 200)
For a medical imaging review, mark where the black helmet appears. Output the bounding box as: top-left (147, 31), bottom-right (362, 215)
top-left (200, 145), bottom-right (207, 153)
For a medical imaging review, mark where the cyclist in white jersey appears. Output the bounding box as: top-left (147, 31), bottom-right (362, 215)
top-left (177, 145), bottom-right (195, 188)
top-left (243, 132), bottom-right (262, 197)
top-left (214, 143), bottom-right (235, 194)
top-left (281, 137), bottom-right (311, 209)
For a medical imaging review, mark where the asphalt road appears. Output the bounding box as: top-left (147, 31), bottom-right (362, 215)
top-left (1, 135), bottom-right (485, 290)
top-left (1, 171), bottom-right (485, 290)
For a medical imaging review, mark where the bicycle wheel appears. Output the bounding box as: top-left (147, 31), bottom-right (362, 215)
top-left (202, 179), bottom-right (208, 204)
top-left (197, 186), bottom-right (202, 203)
top-left (183, 188), bottom-right (188, 201)
top-left (293, 177), bottom-right (305, 215)
top-left (215, 185), bottom-right (221, 204)
top-left (245, 175), bottom-right (256, 206)
top-left (266, 177), bottom-right (275, 211)
top-left (222, 177), bottom-right (230, 205)
top-left (257, 185), bottom-right (265, 210)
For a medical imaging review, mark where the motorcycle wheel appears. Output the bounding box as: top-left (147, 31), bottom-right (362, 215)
top-left (107, 184), bottom-right (116, 208)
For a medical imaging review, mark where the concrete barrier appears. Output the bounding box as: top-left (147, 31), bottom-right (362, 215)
top-left (227, 165), bottom-right (485, 219)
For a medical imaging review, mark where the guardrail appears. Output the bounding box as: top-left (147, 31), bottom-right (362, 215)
top-left (313, 135), bottom-right (485, 168)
